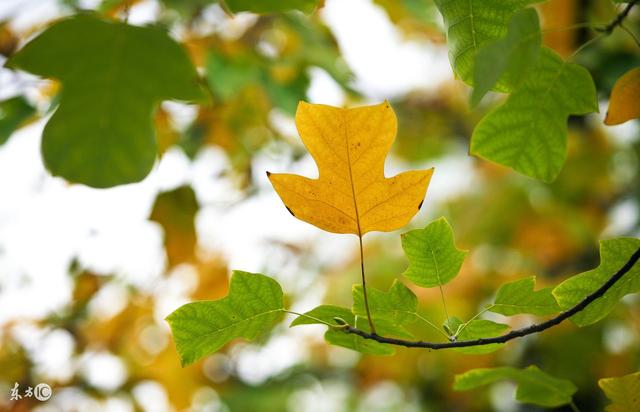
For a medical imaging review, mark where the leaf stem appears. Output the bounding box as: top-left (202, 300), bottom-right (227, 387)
top-left (453, 304), bottom-right (495, 339)
top-left (437, 283), bottom-right (450, 327)
top-left (358, 234), bottom-right (377, 334)
top-left (620, 23), bottom-right (640, 48)
top-left (284, 310), bottom-right (334, 327)
top-left (341, 245), bottom-right (640, 350)
top-left (414, 313), bottom-right (452, 340)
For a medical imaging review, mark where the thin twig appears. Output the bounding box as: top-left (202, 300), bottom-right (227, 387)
top-left (343, 246), bottom-right (640, 350)
top-left (596, 0), bottom-right (639, 35)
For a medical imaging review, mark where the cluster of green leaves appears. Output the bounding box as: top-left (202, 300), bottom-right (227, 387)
top-left (435, 1), bottom-right (598, 182)
top-left (166, 218), bottom-right (639, 411)
top-left (456, 368), bottom-right (640, 410)
top-left (166, 218), bottom-right (640, 366)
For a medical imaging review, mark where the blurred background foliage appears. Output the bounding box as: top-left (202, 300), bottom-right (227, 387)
top-left (0, 0), bottom-right (639, 411)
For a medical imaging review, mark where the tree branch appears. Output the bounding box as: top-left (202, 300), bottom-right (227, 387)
top-left (344, 246), bottom-right (640, 349)
top-left (597, 0), bottom-right (638, 35)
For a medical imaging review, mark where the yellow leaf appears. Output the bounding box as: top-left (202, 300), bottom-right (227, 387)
top-left (605, 67), bottom-right (640, 126)
top-left (268, 101), bottom-right (433, 235)
top-left (599, 371), bottom-right (640, 412)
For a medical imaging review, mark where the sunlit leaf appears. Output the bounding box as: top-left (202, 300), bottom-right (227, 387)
top-left (471, 8), bottom-right (541, 107)
top-left (166, 271), bottom-right (284, 366)
top-left (290, 305), bottom-right (400, 355)
top-left (0, 96), bottom-right (35, 145)
top-left (434, 0), bottom-right (540, 88)
top-left (401, 217), bottom-right (467, 288)
top-left (470, 47), bottom-right (598, 182)
top-left (445, 317), bottom-right (508, 354)
top-left (599, 371), bottom-right (640, 412)
top-left (268, 101), bottom-right (433, 235)
top-left (553, 238), bottom-right (640, 327)
top-left (490, 276), bottom-right (560, 316)
top-left (454, 365), bottom-right (577, 407)
top-left (352, 280), bottom-right (418, 325)
top-left (604, 67), bottom-right (640, 125)
top-left (7, 14), bottom-right (205, 187)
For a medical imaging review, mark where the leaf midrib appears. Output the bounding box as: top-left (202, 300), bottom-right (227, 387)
top-left (185, 308), bottom-right (284, 342)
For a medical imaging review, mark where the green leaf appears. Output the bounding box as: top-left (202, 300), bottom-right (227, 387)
top-left (599, 371), bottom-right (640, 412)
top-left (471, 8), bottom-right (541, 107)
top-left (7, 14), bottom-right (205, 188)
top-left (0, 96), bottom-right (35, 146)
top-left (433, 0), bottom-right (540, 88)
top-left (225, 0), bottom-right (319, 14)
top-left (290, 305), bottom-right (398, 355)
top-left (553, 238), bottom-right (640, 327)
top-left (166, 271), bottom-right (284, 366)
top-left (401, 217), bottom-right (467, 288)
top-left (352, 280), bottom-right (418, 325)
top-left (205, 52), bottom-right (262, 102)
top-left (446, 317), bottom-right (509, 354)
top-left (470, 47), bottom-right (598, 182)
top-left (490, 276), bottom-right (560, 316)
top-left (454, 365), bottom-right (577, 407)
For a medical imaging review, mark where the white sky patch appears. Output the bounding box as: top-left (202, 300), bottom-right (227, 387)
top-left (321, 0), bottom-right (452, 100)
top-left (79, 351), bottom-right (129, 392)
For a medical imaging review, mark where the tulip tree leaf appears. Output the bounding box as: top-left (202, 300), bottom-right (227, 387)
top-left (553, 238), bottom-right (640, 327)
top-left (599, 371), bottom-right (640, 412)
top-left (490, 276), bottom-right (560, 316)
top-left (434, 0), bottom-right (541, 89)
top-left (454, 365), bottom-right (577, 408)
top-left (401, 217), bottom-right (467, 288)
top-left (352, 280), bottom-right (418, 325)
top-left (290, 305), bottom-right (404, 355)
top-left (225, 0), bottom-right (320, 14)
top-left (6, 14), bottom-right (205, 188)
top-left (445, 317), bottom-right (509, 354)
top-left (268, 101), bottom-right (433, 235)
top-left (470, 47), bottom-right (598, 182)
top-left (0, 96), bottom-right (35, 146)
top-left (166, 271), bottom-right (284, 366)
top-left (471, 8), bottom-right (541, 107)
top-left (604, 67), bottom-right (640, 125)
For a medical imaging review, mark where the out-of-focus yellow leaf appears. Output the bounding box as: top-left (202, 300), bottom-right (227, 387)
top-left (268, 101), bottom-right (433, 235)
top-left (605, 67), bottom-right (640, 126)
top-left (599, 371), bottom-right (640, 412)
top-left (150, 186), bottom-right (199, 268)
top-left (0, 22), bottom-right (17, 57)
top-left (539, 0), bottom-right (578, 57)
